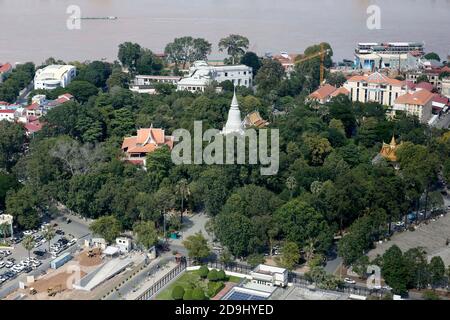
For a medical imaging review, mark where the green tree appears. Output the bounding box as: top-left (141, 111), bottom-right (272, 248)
top-left (326, 72), bottom-right (347, 87)
top-left (254, 59), bottom-right (285, 93)
top-left (240, 52), bottom-right (262, 76)
top-left (133, 221), bottom-right (158, 249)
top-left (423, 52), bottom-right (441, 61)
top-left (221, 185), bottom-right (282, 218)
top-left (89, 215), bottom-right (122, 243)
top-left (118, 42), bottom-right (142, 72)
top-left (276, 241), bottom-right (300, 270)
top-left (428, 256), bottom-right (445, 288)
top-left (136, 49), bottom-right (164, 75)
top-left (65, 80), bottom-right (99, 103)
top-left (218, 34), bottom-right (250, 64)
top-left (381, 245), bottom-right (410, 295)
top-left (275, 199), bottom-right (333, 254)
top-left (42, 224), bottom-right (56, 252)
top-left (172, 286), bottom-right (185, 300)
top-left (182, 232), bottom-right (210, 263)
top-left (215, 212), bottom-right (256, 258)
top-left (164, 37), bottom-right (212, 68)
top-left (191, 287), bottom-right (206, 300)
top-left (0, 173), bottom-right (19, 209)
top-left (0, 121), bottom-right (26, 171)
top-left (175, 178), bottom-right (190, 225)
top-left (22, 235), bottom-right (35, 259)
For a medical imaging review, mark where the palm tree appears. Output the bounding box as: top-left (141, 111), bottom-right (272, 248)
top-left (42, 225), bottom-right (55, 252)
top-left (0, 223), bottom-right (10, 244)
top-left (23, 235), bottom-right (35, 259)
top-left (218, 34), bottom-right (249, 64)
top-left (286, 176), bottom-right (297, 199)
top-left (175, 179), bottom-right (190, 225)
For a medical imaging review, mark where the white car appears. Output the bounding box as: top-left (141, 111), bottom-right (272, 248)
top-left (5, 261), bottom-right (13, 268)
top-left (344, 278), bottom-right (356, 284)
top-left (23, 230), bottom-right (33, 236)
top-left (0, 261), bottom-right (5, 268)
top-left (68, 239), bottom-right (78, 246)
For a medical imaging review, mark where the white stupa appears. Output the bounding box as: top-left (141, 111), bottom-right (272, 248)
top-left (222, 89), bottom-right (245, 135)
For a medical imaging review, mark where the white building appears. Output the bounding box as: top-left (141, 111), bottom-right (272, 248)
top-left (34, 65), bottom-right (76, 90)
top-left (177, 61), bottom-right (252, 93)
top-left (343, 72), bottom-right (407, 106)
top-left (250, 264), bottom-right (288, 287)
top-left (354, 42), bottom-right (424, 72)
top-left (0, 109), bottom-right (16, 122)
top-left (130, 75), bottom-right (182, 94)
top-left (115, 237), bottom-right (132, 253)
top-left (442, 78), bottom-right (450, 99)
top-left (354, 52), bottom-right (419, 71)
top-left (393, 89), bottom-right (434, 123)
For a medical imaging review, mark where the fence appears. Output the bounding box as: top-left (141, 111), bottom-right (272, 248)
top-left (135, 260), bottom-right (187, 300)
top-left (135, 258), bottom-right (385, 300)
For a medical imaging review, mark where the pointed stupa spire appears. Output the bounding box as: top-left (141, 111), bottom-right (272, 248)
top-left (390, 134), bottom-right (396, 146)
top-left (222, 88), bottom-right (244, 135)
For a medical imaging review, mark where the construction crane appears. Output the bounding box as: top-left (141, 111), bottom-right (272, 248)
top-left (295, 44), bottom-right (331, 85)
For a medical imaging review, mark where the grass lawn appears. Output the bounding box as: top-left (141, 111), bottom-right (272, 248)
top-left (156, 270), bottom-right (243, 300)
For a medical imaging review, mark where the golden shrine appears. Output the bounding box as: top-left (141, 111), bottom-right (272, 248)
top-left (379, 135), bottom-right (401, 162)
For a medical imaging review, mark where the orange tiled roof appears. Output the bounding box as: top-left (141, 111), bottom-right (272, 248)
top-left (330, 87), bottom-right (350, 97)
top-left (347, 72), bottom-right (404, 87)
top-left (309, 84), bottom-right (337, 100)
top-left (121, 127), bottom-right (174, 156)
top-left (395, 89), bottom-right (434, 106)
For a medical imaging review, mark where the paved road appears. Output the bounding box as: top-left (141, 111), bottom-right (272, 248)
top-left (434, 112), bottom-right (450, 129)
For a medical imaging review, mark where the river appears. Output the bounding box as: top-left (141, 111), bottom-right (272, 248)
top-left (0, 0), bottom-right (449, 64)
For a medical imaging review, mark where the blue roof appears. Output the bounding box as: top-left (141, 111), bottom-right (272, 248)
top-left (224, 290), bottom-right (266, 301)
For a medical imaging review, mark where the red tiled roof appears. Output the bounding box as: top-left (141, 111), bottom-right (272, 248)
top-left (0, 63), bottom-right (12, 73)
top-left (0, 109), bottom-right (15, 114)
top-left (309, 84), bottom-right (337, 100)
top-left (347, 72), bottom-right (404, 86)
top-left (330, 87), bottom-right (350, 97)
top-left (432, 94), bottom-right (449, 105)
top-left (415, 82), bottom-right (434, 92)
top-left (26, 103), bottom-right (40, 110)
top-left (395, 89), bottom-right (434, 106)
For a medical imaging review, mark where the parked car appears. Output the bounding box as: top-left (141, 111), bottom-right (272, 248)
top-left (344, 278), bottom-right (356, 284)
top-left (23, 230), bottom-right (33, 236)
top-left (5, 261), bottom-right (13, 268)
top-left (0, 261), bottom-right (5, 268)
top-left (55, 229), bottom-right (65, 236)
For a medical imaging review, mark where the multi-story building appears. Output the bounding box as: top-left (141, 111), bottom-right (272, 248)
top-left (393, 89), bottom-right (434, 123)
top-left (34, 65), bottom-right (76, 90)
top-left (354, 42), bottom-right (424, 72)
top-left (442, 78), bottom-right (450, 99)
top-left (355, 42), bottom-right (424, 55)
top-left (130, 75), bottom-right (182, 94)
top-left (177, 61), bottom-right (253, 93)
top-left (343, 72), bottom-right (406, 106)
top-left (406, 70), bottom-right (441, 89)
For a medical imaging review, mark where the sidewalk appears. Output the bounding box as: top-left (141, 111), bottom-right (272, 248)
top-left (124, 260), bottom-right (177, 300)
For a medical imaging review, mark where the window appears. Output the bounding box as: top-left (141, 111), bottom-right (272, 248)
top-left (225, 72), bottom-right (228, 77)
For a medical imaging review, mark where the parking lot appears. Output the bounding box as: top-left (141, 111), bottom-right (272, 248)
top-left (0, 214), bottom-right (91, 298)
